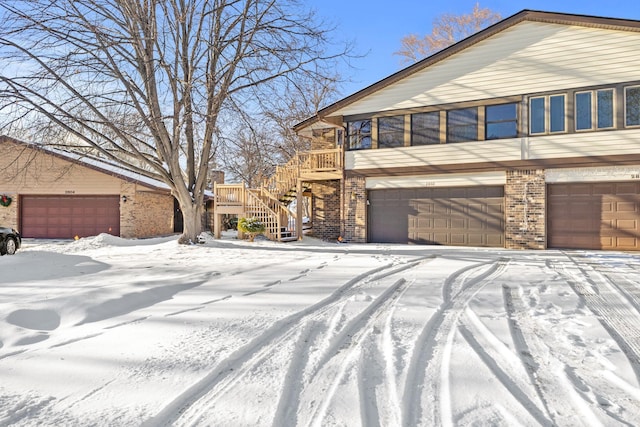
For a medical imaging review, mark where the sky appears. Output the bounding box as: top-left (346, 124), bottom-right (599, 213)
top-left (310, 0), bottom-right (640, 99)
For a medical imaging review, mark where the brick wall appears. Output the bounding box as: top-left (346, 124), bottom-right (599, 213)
top-left (120, 183), bottom-right (174, 238)
top-left (505, 169), bottom-right (546, 249)
top-left (0, 194), bottom-right (18, 230)
top-left (342, 175), bottom-right (367, 243)
top-left (310, 180), bottom-right (341, 241)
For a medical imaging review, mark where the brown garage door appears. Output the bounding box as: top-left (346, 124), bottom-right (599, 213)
top-left (368, 186), bottom-right (504, 247)
top-left (21, 195), bottom-right (120, 239)
top-left (548, 182), bottom-right (640, 250)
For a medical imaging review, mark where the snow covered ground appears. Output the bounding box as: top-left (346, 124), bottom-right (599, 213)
top-left (1, 233), bottom-right (640, 426)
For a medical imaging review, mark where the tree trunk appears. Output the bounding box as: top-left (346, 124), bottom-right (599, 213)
top-left (178, 201), bottom-right (203, 244)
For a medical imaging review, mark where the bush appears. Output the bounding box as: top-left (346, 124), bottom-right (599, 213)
top-left (237, 217), bottom-right (266, 242)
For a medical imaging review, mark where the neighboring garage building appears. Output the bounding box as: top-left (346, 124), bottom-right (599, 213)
top-left (294, 10), bottom-right (640, 251)
top-left (0, 136), bottom-right (176, 239)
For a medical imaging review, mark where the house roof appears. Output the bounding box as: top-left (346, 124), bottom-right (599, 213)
top-left (0, 135), bottom-right (171, 193)
top-left (294, 9), bottom-right (640, 132)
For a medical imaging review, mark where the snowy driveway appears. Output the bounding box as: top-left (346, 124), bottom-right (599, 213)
top-left (1, 235), bottom-right (640, 426)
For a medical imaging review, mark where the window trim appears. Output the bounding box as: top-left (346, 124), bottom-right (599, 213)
top-left (624, 85), bottom-right (640, 128)
top-left (346, 119), bottom-right (372, 151)
top-left (575, 88), bottom-right (616, 132)
top-left (377, 115), bottom-right (405, 149)
top-left (484, 102), bottom-right (518, 140)
top-left (529, 94), bottom-right (567, 135)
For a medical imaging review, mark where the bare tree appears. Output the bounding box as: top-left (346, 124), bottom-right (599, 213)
top-left (395, 3), bottom-right (501, 64)
top-left (0, 0), bottom-right (347, 243)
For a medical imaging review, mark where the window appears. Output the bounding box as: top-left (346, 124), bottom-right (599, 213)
top-left (377, 116), bottom-right (405, 148)
top-left (575, 89), bottom-right (614, 131)
top-left (411, 112), bottom-right (440, 145)
top-left (625, 86), bottom-right (640, 127)
top-left (550, 95), bottom-right (565, 132)
top-left (447, 108), bottom-right (477, 143)
top-left (485, 103), bottom-right (517, 139)
top-left (346, 120), bottom-right (371, 150)
top-left (529, 94), bottom-right (566, 134)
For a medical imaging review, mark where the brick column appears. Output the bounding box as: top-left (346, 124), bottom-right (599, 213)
top-left (342, 175), bottom-right (367, 243)
top-left (310, 180), bottom-right (341, 241)
top-left (505, 169), bottom-right (546, 249)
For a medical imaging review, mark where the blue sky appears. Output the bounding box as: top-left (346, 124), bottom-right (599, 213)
top-left (311, 0), bottom-right (640, 97)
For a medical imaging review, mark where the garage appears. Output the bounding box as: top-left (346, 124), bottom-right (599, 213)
top-left (21, 195), bottom-right (120, 239)
top-left (368, 186), bottom-right (504, 246)
top-left (548, 182), bottom-right (640, 250)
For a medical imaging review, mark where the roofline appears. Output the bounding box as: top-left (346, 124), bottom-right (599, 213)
top-left (294, 9), bottom-right (640, 132)
top-left (0, 135), bottom-right (171, 193)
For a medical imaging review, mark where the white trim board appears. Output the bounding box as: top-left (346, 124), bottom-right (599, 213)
top-left (546, 166), bottom-right (640, 183)
top-left (366, 171), bottom-right (506, 190)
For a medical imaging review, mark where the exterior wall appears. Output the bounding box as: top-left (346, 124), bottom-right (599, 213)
top-left (310, 180), bottom-right (341, 241)
top-left (0, 140), bottom-right (123, 194)
top-left (342, 175), bottom-right (367, 243)
top-left (505, 170), bottom-right (546, 249)
top-left (120, 184), bottom-right (174, 238)
top-left (336, 22), bottom-right (640, 116)
top-left (0, 193), bottom-right (18, 230)
top-left (0, 140), bottom-right (172, 239)
top-left (346, 129), bottom-right (640, 172)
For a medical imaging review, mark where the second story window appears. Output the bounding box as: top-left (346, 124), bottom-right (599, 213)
top-left (575, 89), bottom-right (614, 131)
top-left (411, 112), bottom-right (440, 145)
top-left (346, 120), bottom-right (371, 150)
top-left (447, 107), bottom-right (477, 143)
top-left (377, 116), bottom-right (405, 148)
top-left (530, 94), bottom-right (566, 134)
top-left (625, 86), bottom-right (640, 127)
top-left (485, 103), bottom-right (517, 139)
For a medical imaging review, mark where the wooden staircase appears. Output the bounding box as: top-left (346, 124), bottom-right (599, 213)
top-left (213, 148), bottom-right (342, 242)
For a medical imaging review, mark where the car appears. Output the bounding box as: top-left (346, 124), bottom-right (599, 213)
top-left (0, 227), bottom-right (21, 255)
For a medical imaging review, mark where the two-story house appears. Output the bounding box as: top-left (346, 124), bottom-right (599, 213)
top-left (293, 9), bottom-right (640, 251)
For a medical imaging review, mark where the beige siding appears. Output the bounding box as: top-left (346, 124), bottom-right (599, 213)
top-left (527, 129), bottom-right (640, 160)
top-left (0, 141), bottom-right (122, 194)
top-left (347, 130), bottom-right (640, 171)
top-left (336, 22), bottom-right (640, 116)
top-left (346, 139), bottom-right (521, 170)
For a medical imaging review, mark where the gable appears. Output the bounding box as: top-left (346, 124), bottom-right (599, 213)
top-left (0, 139), bottom-right (166, 194)
top-left (332, 20), bottom-right (640, 117)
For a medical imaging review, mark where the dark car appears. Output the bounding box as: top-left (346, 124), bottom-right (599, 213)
top-left (0, 227), bottom-right (21, 255)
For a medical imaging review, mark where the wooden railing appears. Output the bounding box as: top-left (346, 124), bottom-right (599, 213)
top-left (214, 148), bottom-right (341, 242)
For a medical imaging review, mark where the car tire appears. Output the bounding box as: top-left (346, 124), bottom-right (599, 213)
top-left (1, 237), bottom-right (17, 255)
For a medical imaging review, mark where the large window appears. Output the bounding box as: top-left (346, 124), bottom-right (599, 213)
top-left (575, 89), bottom-right (614, 131)
top-left (377, 116), bottom-right (405, 148)
top-left (625, 86), bottom-right (640, 127)
top-left (346, 120), bottom-right (371, 150)
top-left (411, 112), bottom-right (440, 145)
top-left (529, 94), bottom-right (566, 134)
top-left (485, 103), bottom-right (517, 139)
top-left (447, 108), bottom-right (477, 143)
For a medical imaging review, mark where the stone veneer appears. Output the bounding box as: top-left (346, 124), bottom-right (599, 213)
top-left (310, 180), bottom-right (341, 241)
top-left (341, 174), bottom-right (367, 243)
top-left (504, 169), bottom-right (546, 249)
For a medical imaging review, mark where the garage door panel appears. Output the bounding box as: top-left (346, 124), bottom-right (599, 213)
top-left (548, 182), bottom-right (640, 250)
top-left (21, 195), bottom-right (120, 239)
top-left (369, 186), bottom-right (504, 247)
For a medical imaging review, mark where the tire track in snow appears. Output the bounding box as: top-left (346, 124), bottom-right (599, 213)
top-left (458, 308), bottom-right (550, 425)
top-left (301, 277), bottom-right (414, 427)
top-left (401, 258), bottom-right (508, 427)
top-left (142, 258), bottom-right (431, 427)
top-left (504, 284), bottom-right (601, 426)
top-left (553, 253), bottom-right (640, 383)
